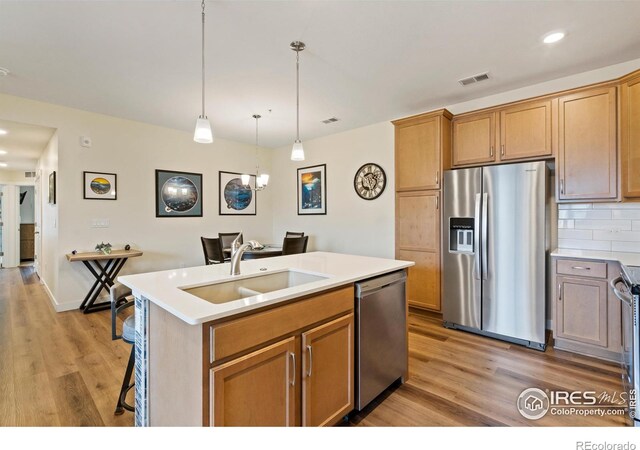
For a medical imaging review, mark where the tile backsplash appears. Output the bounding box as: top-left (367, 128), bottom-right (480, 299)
top-left (558, 203), bottom-right (640, 253)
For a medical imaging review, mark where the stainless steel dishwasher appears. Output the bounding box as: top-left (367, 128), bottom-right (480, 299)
top-left (355, 269), bottom-right (407, 410)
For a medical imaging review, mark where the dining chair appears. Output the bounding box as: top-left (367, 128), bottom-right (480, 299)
top-left (201, 237), bottom-right (224, 265)
top-left (285, 231), bottom-right (305, 238)
top-left (282, 236), bottom-right (309, 255)
top-left (218, 232), bottom-right (242, 251)
top-left (110, 283), bottom-right (135, 415)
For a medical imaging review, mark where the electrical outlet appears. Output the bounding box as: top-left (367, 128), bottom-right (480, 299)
top-left (90, 219), bottom-right (110, 228)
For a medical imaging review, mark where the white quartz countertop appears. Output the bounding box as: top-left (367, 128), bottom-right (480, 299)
top-left (551, 248), bottom-right (640, 268)
top-left (118, 251), bottom-right (413, 325)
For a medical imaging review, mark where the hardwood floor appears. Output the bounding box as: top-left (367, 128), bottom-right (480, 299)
top-left (0, 267), bottom-right (133, 426)
top-left (0, 268), bottom-right (627, 426)
top-left (348, 309), bottom-right (627, 426)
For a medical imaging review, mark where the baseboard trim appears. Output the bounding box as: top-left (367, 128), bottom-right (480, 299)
top-left (40, 278), bottom-right (83, 312)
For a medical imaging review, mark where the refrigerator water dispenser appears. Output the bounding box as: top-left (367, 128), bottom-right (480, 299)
top-left (449, 218), bottom-right (474, 253)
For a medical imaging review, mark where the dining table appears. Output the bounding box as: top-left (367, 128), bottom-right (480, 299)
top-left (222, 244), bottom-right (283, 260)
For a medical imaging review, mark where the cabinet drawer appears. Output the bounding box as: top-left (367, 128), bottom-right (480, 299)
top-left (556, 259), bottom-right (607, 278)
top-left (209, 286), bottom-right (354, 362)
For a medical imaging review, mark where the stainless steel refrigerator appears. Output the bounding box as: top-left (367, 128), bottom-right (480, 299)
top-left (442, 161), bottom-right (548, 350)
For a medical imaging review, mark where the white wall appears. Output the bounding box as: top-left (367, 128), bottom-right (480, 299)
top-left (0, 93), bottom-right (273, 310)
top-left (0, 169), bottom-right (35, 185)
top-left (271, 122), bottom-right (395, 259)
top-left (36, 133), bottom-right (59, 300)
top-left (19, 186), bottom-right (34, 223)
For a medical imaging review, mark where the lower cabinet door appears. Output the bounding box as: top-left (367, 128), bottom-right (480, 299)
top-left (556, 276), bottom-right (608, 347)
top-left (210, 337), bottom-right (296, 426)
top-left (301, 314), bottom-right (354, 426)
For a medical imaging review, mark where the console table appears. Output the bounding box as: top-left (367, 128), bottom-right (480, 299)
top-left (66, 249), bottom-right (143, 314)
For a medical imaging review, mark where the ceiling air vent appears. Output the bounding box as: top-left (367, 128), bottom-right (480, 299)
top-left (322, 117), bottom-right (339, 124)
top-left (24, 171), bottom-right (36, 178)
top-left (458, 72), bottom-right (490, 86)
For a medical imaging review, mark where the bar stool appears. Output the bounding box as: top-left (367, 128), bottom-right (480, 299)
top-left (110, 283), bottom-right (135, 415)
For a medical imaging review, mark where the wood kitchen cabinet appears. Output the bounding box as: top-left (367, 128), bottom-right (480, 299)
top-left (452, 99), bottom-right (554, 167)
top-left (452, 112), bottom-right (496, 166)
top-left (556, 276), bottom-right (608, 348)
top-left (557, 86), bottom-right (618, 201)
top-left (553, 258), bottom-right (622, 361)
top-left (210, 337), bottom-right (297, 426)
top-left (301, 314), bottom-right (354, 427)
top-left (393, 111), bottom-right (449, 313)
top-left (393, 110), bottom-right (452, 191)
top-left (621, 72), bottom-right (640, 198)
top-left (396, 249), bottom-right (440, 311)
top-left (395, 191), bottom-right (440, 311)
top-left (499, 100), bottom-right (553, 160)
top-left (205, 286), bottom-right (355, 426)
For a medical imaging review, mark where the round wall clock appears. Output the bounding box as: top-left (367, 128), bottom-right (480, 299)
top-left (354, 163), bottom-right (387, 200)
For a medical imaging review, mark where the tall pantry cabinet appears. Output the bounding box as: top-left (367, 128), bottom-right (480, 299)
top-left (392, 110), bottom-right (452, 312)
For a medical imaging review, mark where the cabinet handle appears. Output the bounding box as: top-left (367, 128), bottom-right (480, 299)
top-left (289, 352), bottom-right (295, 386)
top-left (560, 179), bottom-right (564, 195)
top-left (501, 144), bottom-right (505, 156)
top-left (306, 345), bottom-right (313, 377)
top-left (490, 146), bottom-right (494, 157)
top-left (558, 282), bottom-right (562, 301)
top-left (571, 266), bottom-right (591, 271)
top-left (435, 170), bottom-right (439, 186)
top-left (436, 196), bottom-right (439, 210)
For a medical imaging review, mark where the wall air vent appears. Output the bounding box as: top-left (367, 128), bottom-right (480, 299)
top-left (322, 117), bottom-right (339, 124)
top-left (24, 171), bottom-right (36, 178)
top-left (458, 72), bottom-right (491, 86)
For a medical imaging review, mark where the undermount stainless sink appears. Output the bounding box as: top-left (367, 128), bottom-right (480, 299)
top-left (182, 270), bottom-right (328, 304)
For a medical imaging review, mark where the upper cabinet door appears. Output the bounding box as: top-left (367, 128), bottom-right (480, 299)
top-left (452, 112), bottom-right (496, 166)
top-left (395, 116), bottom-right (441, 191)
top-left (621, 75), bottom-right (640, 198)
top-left (558, 87), bottom-right (618, 201)
top-left (499, 100), bottom-right (552, 160)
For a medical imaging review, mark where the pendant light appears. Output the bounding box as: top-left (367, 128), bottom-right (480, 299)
top-left (241, 115), bottom-right (269, 191)
top-left (193, 0), bottom-right (213, 144)
top-left (290, 41), bottom-right (306, 161)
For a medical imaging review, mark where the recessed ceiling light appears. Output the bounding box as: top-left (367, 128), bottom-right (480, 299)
top-left (0, 129), bottom-right (7, 135)
top-left (0, 162), bottom-right (7, 167)
top-left (0, 150), bottom-right (6, 155)
top-left (543, 32), bottom-right (565, 44)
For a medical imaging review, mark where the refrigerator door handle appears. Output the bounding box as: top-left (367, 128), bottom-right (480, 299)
top-left (473, 193), bottom-right (481, 280)
top-left (481, 192), bottom-right (488, 280)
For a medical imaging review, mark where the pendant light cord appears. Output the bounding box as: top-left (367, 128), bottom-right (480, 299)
top-left (296, 48), bottom-right (300, 141)
top-left (255, 115), bottom-right (259, 174)
top-left (201, 0), bottom-right (205, 118)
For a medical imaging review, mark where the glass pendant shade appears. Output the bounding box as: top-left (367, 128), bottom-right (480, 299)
top-left (194, 116), bottom-right (213, 144)
top-left (291, 140), bottom-right (305, 161)
top-left (241, 173), bottom-right (251, 186)
top-left (258, 174), bottom-right (269, 188)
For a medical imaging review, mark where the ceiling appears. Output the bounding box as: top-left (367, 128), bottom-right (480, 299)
top-left (0, 119), bottom-right (55, 171)
top-left (1, 1), bottom-right (640, 149)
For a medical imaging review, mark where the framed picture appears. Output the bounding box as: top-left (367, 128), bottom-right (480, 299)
top-left (83, 171), bottom-right (117, 200)
top-left (297, 164), bottom-right (326, 215)
top-left (155, 169), bottom-right (203, 218)
top-left (48, 171), bottom-right (56, 205)
top-left (219, 171), bottom-right (256, 215)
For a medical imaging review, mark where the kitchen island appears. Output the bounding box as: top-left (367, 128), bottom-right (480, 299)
top-left (118, 251), bottom-right (413, 427)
